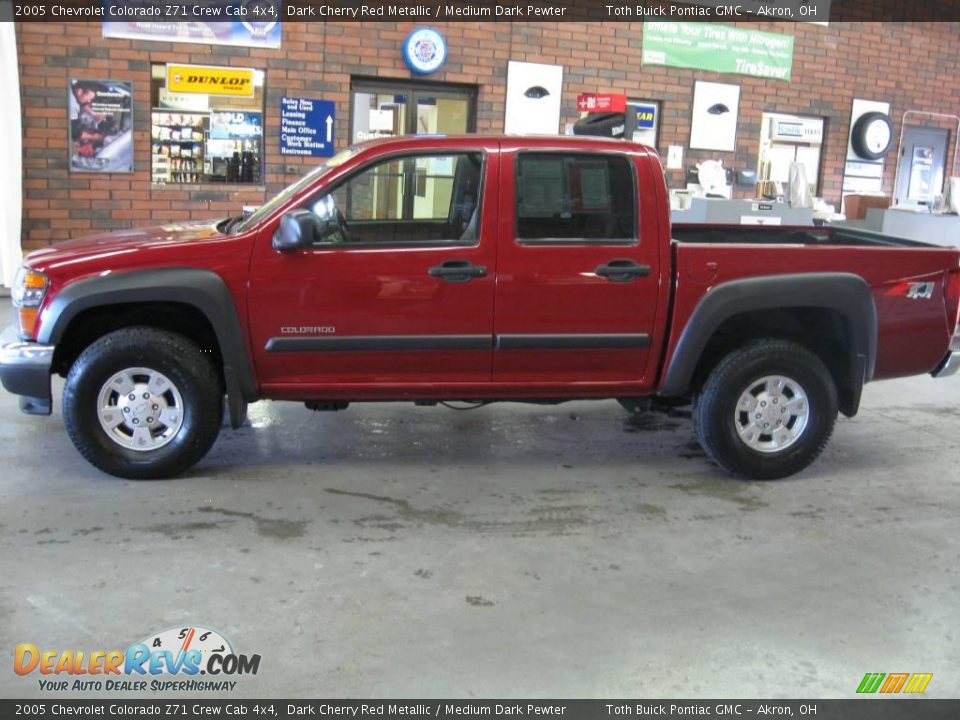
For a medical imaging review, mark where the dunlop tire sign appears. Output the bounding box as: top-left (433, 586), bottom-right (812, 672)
top-left (166, 64), bottom-right (255, 98)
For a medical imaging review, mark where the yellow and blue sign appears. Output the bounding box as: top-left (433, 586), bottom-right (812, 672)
top-left (635, 103), bottom-right (658, 130)
top-left (166, 64), bottom-right (255, 98)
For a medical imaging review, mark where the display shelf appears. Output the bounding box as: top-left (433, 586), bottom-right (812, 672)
top-left (150, 109), bottom-right (261, 185)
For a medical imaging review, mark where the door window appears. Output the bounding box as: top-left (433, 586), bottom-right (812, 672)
top-left (515, 153), bottom-right (636, 243)
top-left (305, 152), bottom-right (483, 246)
top-left (351, 81), bottom-right (476, 143)
top-left (352, 92), bottom-right (408, 143)
top-left (414, 95), bottom-right (471, 135)
top-left (758, 113), bottom-right (825, 196)
top-left (908, 146), bottom-right (936, 202)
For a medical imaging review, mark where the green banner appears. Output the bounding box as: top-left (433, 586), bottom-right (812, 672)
top-left (642, 22), bottom-right (795, 81)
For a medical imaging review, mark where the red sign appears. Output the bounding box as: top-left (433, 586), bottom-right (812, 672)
top-left (576, 93), bottom-right (627, 113)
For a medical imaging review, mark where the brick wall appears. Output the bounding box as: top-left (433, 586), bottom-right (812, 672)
top-left (15, 21), bottom-right (960, 250)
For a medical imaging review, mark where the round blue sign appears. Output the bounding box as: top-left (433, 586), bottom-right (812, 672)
top-left (403, 27), bottom-right (447, 75)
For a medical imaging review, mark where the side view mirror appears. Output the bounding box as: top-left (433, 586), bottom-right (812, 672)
top-left (273, 210), bottom-right (320, 252)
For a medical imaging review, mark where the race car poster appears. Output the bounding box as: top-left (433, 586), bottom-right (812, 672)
top-left (69, 79), bottom-right (134, 173)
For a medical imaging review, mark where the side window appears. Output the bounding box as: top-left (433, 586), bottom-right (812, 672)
top-left (515, 153), bottom-right (636, 243)
top-left (306, 152), bottom-right (483, 246)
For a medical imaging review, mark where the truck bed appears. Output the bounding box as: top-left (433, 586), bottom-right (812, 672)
top-left (667, 226), bottom-right (960, 384)
top-left (672, 224), bottom-right (948, 249)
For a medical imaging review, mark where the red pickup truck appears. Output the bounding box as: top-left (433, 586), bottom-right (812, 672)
top-left (2, 135), bottom-right (959, 480)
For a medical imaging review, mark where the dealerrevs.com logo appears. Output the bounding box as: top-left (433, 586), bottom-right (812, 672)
top-left (14, 626), bottom-right (261, 693)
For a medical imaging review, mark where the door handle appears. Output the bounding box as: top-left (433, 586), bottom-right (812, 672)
top-left (595, 259), bottom-right (652, 283)
top-left (428, 259), bottom-right (488, 283)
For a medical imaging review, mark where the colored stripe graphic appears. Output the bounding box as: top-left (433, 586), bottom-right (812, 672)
top-left (904, 673), bottom-right (934, 694)
top-left (857, 673), bottom-right (885, 694)
top-left (880, 673), bottom-right (909, 693)
top-left (856, 672), bottom-right (933, 694)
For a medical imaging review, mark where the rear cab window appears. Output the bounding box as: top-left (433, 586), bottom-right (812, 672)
top-left (515, 153), bottom-right (636, 244)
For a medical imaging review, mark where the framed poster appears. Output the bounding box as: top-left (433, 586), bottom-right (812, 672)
top-left (504, 61), bottom-right (564, 135)
top-left (69, 79), bottom-right (133, 173)
top-left (689, 81), bottom-right (740, 152)
top-left (103, 4), bottom-right (281, 49)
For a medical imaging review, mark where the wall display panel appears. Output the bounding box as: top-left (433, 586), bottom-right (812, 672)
top-left (689, 81), bottom-right (740, 153)
top-left (504, 61), bottom-right (564, 135)
top-left (69, 78), bottom-right (133, 173)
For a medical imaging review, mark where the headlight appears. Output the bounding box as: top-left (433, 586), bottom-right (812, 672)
top-left (12, 267), bottom-right (49, 340)
top-left (13, 267), bottom-right (48, 307)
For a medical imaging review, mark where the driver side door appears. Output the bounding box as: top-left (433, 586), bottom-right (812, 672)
top-left (247, 144), bottom-right (498, 394)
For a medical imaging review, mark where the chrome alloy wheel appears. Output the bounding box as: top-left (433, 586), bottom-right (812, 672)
top-left (96, 367), bottom-right (184, 451)
top-left (734, 375), bottom-right (809, 454)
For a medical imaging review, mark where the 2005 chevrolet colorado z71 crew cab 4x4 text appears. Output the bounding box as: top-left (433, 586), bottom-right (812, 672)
top-left (1, 135), bottom-right (958, 479)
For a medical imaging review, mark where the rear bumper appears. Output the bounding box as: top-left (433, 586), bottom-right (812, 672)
top-left (0, 325), bottom-right (53, 414)
top-left (932, 333), bottom-right (960, 378)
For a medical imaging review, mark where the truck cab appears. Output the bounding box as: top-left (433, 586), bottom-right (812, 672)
top-left (247, 135), bottom-right (669, 398)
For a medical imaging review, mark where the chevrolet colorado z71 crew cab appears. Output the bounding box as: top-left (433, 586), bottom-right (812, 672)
top-left (2, 135), bottom-right (959, 480)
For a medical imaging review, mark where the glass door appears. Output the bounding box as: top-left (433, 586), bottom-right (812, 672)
top-left (351, 90), bottom-right (408, 143)
top-left (351, 80), bottom-right (476, 144)
top-left (895, 126), bottom-right (949, 207)
top-left (413, 93), bottom-right (471, 135)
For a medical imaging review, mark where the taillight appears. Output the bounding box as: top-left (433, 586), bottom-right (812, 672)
top-left (945, 268), bottom-right (960, 335)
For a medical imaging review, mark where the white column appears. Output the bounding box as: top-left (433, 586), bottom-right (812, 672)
top-left (0, 22), bottom-right (23, 288)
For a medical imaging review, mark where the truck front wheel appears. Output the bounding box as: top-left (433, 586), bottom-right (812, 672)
top-left (62, 327), bottom-right (223, 479)
top-left (693, 340), bottom-right (838, 480)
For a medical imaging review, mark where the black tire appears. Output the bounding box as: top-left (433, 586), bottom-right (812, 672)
top-left (62, 327), bottom-right (223, 479)
top-left (693, 339), bottom-right (838, 480)
top-left (850, 111), bottom-right (894, 160)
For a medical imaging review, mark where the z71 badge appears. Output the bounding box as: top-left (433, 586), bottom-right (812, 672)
top-left (906, 282), bottom-right (935, 300)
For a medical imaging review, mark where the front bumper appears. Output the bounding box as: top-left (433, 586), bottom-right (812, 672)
top-left (0, 324), bottom-right (54, 414)
top-left (932, 332), bottom-right (960, 379)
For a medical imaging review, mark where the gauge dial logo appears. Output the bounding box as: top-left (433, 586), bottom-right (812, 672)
top-left (139, 625), bottom-right (233, 674)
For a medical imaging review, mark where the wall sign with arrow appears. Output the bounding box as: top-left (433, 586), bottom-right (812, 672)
top-left (280, 97), bottom-right (336, 158)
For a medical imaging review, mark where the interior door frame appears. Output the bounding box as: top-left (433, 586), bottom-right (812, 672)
top-left (349, 77), bottom-right (478, 143)
top-left (894, 125), bottom-right (949, 206)
top-left (892, 110), bottom-right (960, 207)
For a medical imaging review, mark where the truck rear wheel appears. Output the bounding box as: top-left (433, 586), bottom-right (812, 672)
top-left (693, 339), bottom-right (837, 480)
top-left (62, 327), bottom-right (222, 479)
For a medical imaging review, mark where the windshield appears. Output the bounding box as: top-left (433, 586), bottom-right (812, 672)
top-left (228, 146), bottom-right (360, 234)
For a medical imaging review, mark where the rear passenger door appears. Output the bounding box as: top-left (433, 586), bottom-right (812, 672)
top-left (493, 145), bottom-right (661, 385)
